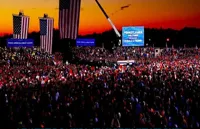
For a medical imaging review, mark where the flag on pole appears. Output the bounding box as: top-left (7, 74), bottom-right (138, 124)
top-left (59, 0), bottom-right (81, 39)
top-left (13, 15), bottom-right (29, 39)
top-left (40, 17), bottom-right (54, 54)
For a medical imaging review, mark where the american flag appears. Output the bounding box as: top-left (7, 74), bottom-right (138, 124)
top-left (59, 0), bottom-right (81, 40)
top-left (40, 18), bottom-right (54, 54)
top-left (13, 15), bottom-right (29, 39)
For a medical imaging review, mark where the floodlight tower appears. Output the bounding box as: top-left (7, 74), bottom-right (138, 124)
top-left (95, 0), bottom-right (121, 46)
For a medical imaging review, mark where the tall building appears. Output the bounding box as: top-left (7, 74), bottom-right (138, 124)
top-left (13, 11), bottom-right (30, 39)
top-left (59, 0), bottom-right (81, 40)
top-left (39, 14), bottom-right (54, 54)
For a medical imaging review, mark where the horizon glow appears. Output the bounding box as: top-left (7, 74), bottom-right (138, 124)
top-left (0, 0), bottom-right (200, 36)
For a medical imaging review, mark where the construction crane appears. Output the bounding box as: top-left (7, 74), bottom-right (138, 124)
top-left (95, 0), bottom-right (121, 46)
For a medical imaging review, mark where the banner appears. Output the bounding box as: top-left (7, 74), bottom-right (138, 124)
top-left (76, 38), bottom-right (95, 46)
top-left (7, 39), bottom-right (34, 48)
top-left (122, 26), bottom-right (144, 46)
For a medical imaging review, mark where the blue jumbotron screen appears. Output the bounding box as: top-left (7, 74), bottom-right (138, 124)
top-left (76, 38), bottom-right (95, 46)
top-left (7, 39), bottom-right (34, 47)
top-left (122, 26), bottom-right (144, 46)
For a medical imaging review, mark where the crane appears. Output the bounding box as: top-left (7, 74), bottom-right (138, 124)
top-left (95, 0), bottom-right (121, 46)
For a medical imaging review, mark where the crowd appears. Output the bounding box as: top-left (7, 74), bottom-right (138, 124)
top-left (0, 47), bottom-right (200, 128)
top-left (73, 46), bottom-right (200, 62)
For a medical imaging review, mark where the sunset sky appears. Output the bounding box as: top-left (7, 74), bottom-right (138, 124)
top-left (0, 0), bottom-right (200, 35)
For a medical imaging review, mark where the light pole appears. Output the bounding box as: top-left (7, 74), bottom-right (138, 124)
top-left (166, 38), bottom-right (170, 48)
top-left (149, 38), bottom-right (151, 47)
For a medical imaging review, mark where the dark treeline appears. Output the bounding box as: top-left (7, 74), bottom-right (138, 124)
top-left (0, 27), bottom-right (200, 50)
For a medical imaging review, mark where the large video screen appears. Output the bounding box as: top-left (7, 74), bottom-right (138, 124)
top-left (122, 26), bottom-right (144, 46)
top-left (7, 39), bottom-right (34, 48)
top-left (76, 38), bottom-right (95, 46)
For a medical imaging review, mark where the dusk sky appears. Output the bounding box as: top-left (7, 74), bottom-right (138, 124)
top-left (0, 0), bottom-right (200, 35)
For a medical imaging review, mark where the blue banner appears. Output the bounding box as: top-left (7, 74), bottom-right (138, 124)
top-left (7, 39), bottom-right (34, 47)
top-left (76, 38), bottom-right (95, 46)
top-left (122, 26), bottom-right (144, 46)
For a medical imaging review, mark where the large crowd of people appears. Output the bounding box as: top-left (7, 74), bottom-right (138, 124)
top-left (0, 46), bottom-right (200, 128)
top-left (73, 46), bottom-right (199, 62)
